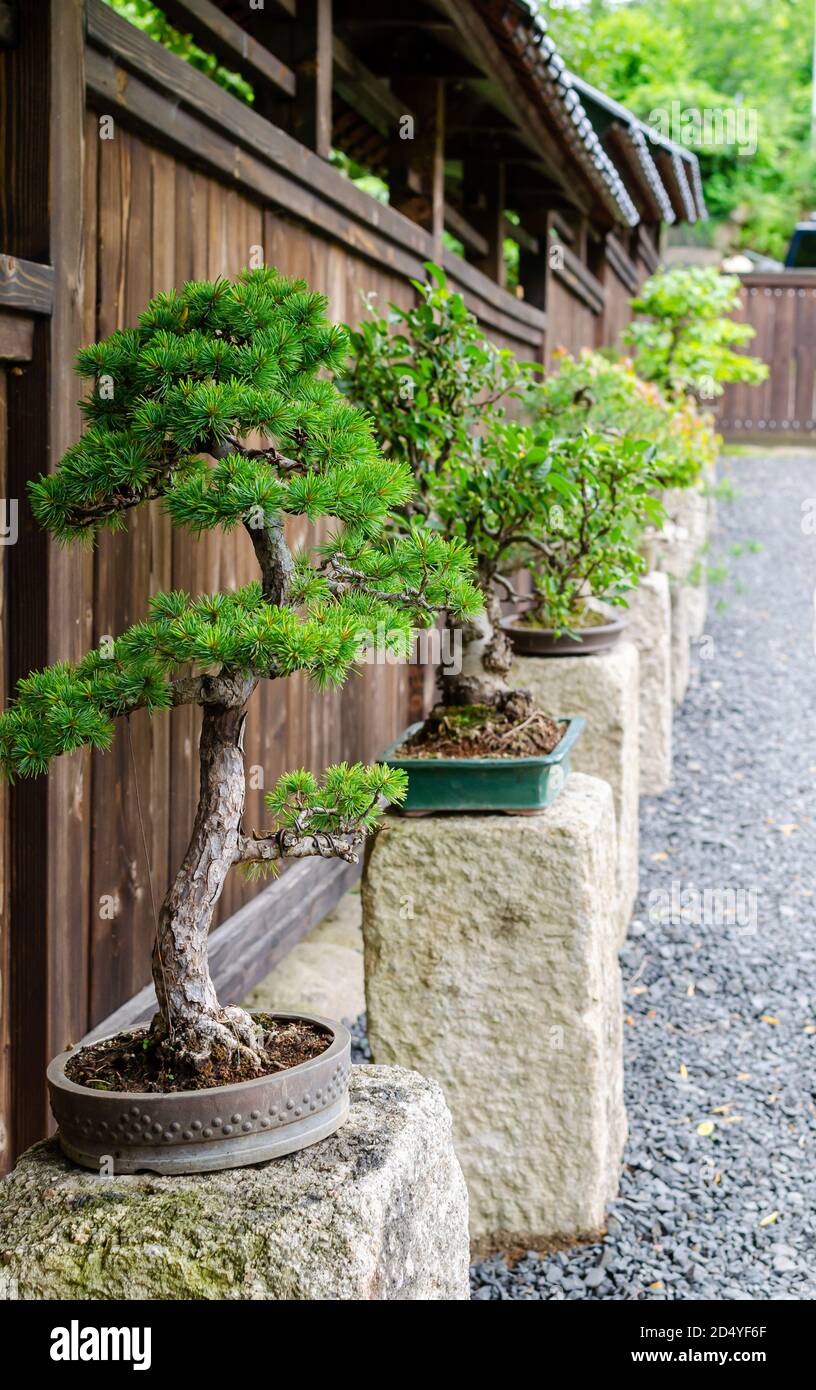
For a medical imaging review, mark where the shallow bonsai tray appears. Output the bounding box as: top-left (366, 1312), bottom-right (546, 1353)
top-left (502, 613), bottom-right (628, 657)
top-left (381, 715), bottom-right (585, 814)
top-left (47, 1012), bottom-right (351, 1176)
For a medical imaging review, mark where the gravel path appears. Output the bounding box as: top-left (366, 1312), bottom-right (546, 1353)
top-left (470, 451), bottom-right (816, 1301)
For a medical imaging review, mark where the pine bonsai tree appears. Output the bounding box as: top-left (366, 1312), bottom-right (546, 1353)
top-left (0, 268), bottom-right (479, 1079)
top-left (344, 266), bottom-right (555, 711)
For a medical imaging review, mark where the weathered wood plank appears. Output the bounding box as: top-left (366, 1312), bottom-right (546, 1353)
top-left (86, 0), bottom-right (432, 261)
top-left (552, 245), bottom-right (605, 316)
top-left (605, 233), bottom-right (640, 295)
top-left (462, 158), bottom-right (505, 286)
top-left (333, 35), bottom-right (410, 138)
top-left (86, 46), bottom-right (433, 285)
top-left (160, 0), bottom-right (296, 99)
top-left (2, 0), bottom-right (62, 1158)
top-left (0, 254), bottom-right (54, 314)
top-left (256, 0), bottom-right (331, 156)
top-left (444, 201), bottom-right (489, 259)
top-left (0, 369), bottom-right (8, 1172)
top-left (389, 77), bottom-right (445, 245)
top-left (46, 0), bottom-right (93, 1087)
top-left (0, 311), bottom-right (33, 360)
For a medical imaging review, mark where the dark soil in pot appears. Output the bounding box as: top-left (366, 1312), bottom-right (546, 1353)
top-left (64, 1013), bottom-right (331, 1093)
top-left (502, 609), bottom-right (628, 657)
top-left (394, 700), bottom-right (566, 760)
top-left (48, 1012), bottom-right (351, 1175)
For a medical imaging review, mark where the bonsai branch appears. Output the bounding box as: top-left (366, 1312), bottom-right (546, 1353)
top-left (237, 828), bottom-right (366, 866)
top-left (322, 556), bottom-right (442, 616)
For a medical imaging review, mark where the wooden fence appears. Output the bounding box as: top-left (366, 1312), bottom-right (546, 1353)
top-left (719, 272), bottom-right (816, 444)
top-left (0, 0), bottom-right (651, 1165)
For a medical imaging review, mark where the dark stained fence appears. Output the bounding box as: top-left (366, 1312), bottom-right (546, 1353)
top-left (0, 0), bottom-right (652, 1165)
top-left (719, 272), bottom-right (816, 444)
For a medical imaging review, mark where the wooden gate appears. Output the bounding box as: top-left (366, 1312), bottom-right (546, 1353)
top-left (719, 272), bottom-right (816, 445)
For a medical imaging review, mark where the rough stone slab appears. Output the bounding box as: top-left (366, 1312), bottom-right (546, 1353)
top-left (363, 774), bottom-right (626, 1245)
top-left (624, 574), bottom-right (672, 795)
top-left (686, 573), bottom-right (708, 640)
top-left (658, 484), bottom-right (708, 584)
top-left (514, 641), bottom-right (639, 939)
top-left (0, 1067), bottom-right (469, 1301)
top-left (670, 582), bottom-right (691, 706)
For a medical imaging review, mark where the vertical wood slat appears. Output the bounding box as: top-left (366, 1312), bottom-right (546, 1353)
top-left (47, 0), bottom-right (95, 1076)
top-left (90, 130), bottom-right (160, 1024)
top-left (0, 369), bottom-right (8, 1171)
top-left (719, 276), bottom-right (816, 441)
top-left (4, 0), bottom-right (89, 1156)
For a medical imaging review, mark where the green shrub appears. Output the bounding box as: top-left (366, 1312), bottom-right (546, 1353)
top-left (623, 266), bottom-right (767, 401)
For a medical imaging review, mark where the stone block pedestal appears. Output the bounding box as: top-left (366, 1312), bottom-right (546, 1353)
top-left (0, 1067), bottom-right (469, 1301)
top-left (514, 641), bottom-right (639, 939)
top-left (659, 481), bottom-right (709, 656)
top-left (670, 582), bottom-right (691, 706)
top-left (624, 573), bottom-right (672, 795)
top-left (362, 774), bottom-right (626, 1247)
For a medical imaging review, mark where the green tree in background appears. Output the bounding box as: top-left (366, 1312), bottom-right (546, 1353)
top-left (540, 0), bottom-right (816, 260)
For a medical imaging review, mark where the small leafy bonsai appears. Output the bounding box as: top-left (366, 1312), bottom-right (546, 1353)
top-left (529, 347), bottom-right (716, 491)
top-left (623, 266), bottom-right (768, 402)
top-left (514, 427), bottom-right (663, 637)
top-left (344, 266), bottom-right (558, 711)
top-left (0, 268), bottom-right (479, 1081)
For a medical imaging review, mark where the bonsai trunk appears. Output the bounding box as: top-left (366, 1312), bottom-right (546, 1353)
top-left (151, 698), bottom-right (260, 1069)
top-left (439, 572), bottom-right (519, 709)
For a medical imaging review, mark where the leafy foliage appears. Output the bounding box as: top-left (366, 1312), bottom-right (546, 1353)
top-left (343, 265), bottom-right (550, 585)
top-left (1, 269), bottom-right (480, 781)
top-left (623, 268), bottom-right (768, 401)
top-left (517, 428), bottom-right (663, 636)
top-left (529, 347), bottom-right (718, 490)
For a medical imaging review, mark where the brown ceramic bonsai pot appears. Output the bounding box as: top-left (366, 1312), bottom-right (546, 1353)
top-left (47, 1012), bottom-right (351, 1176)
top-left (502, 612), bottom-right (628, 658)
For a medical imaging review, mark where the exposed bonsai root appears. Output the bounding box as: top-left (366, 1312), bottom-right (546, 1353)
top-left (151, 1005), bottom-right (266, 1081)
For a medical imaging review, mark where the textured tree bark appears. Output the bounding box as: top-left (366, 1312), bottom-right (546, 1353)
top-left (439, 577), bottom-right (515, 707)
top-left (151, 697), bottom-right (260, 1067)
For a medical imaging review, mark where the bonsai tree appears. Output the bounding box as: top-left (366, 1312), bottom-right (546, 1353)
top-left (516, 427), bottom-right (663, 636)
top-left (623, 266), bottom-right (767, 402)
top-left (529, 347), bottom-right (717, 491)
top-left (0, 268), bottom-right (479, 1079)
top-left (344, 265), bottom-right (558, 710)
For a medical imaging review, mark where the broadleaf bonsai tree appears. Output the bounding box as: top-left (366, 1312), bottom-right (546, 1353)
top-left (343, 266), bottom-right (557, 711)
top-left (512, 427), bottom-right (663, 637)
top-left (623, 266), bottom-right (768, 402)
top-left (0, 268), bottom-right (480, 1081)
top-left (529, 347), bottom-right (718, 491)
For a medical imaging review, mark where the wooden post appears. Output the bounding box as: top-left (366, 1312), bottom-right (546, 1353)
top-left (463, 160), bottom-right (506, 286)
top-left (0, 0), bottom-right (92, 1163)
top-left (47, 0), bottom-right (93, 1105)
top-left (389, 78), bottom-right (445, 251)
top-left (256, 0), bottom-right (333, 158)
top-left (518, 244), bottom-right (547, 312)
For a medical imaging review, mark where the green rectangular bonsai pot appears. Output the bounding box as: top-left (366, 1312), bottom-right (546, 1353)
top-left (381, 716), bottom-right (586, 813)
